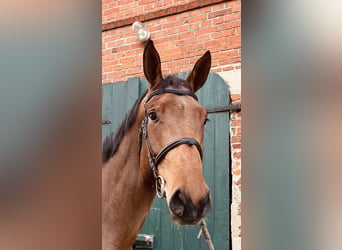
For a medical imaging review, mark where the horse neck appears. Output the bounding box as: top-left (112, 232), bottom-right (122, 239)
top-left (102, 107), bottom-right (155, 250)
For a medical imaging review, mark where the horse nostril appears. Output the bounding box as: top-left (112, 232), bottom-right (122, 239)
top-left (200, 192), bottom-right (212, 217)
top-left (170, 189), bottom-right (186, 217)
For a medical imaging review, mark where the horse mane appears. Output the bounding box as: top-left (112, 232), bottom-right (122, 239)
top-left (102, 90), bottom-right (148, 163)
top-left (102, 75), bottom-right (193, 164)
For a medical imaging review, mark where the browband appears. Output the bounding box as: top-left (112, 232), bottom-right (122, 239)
top-left (144, 88), bottom-right (198, 104)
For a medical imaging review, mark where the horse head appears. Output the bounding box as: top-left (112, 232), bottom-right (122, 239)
top-left (140, 40), bottom-right (212, 225)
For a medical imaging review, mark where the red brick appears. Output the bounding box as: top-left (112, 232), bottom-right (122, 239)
top-left (232, 5), bottom-right (241, 13)
top-left (225, 1), bottom-right (236, 8)
top-left (211, 2), bottom-right (225, 11)
top-left (231, 56), bottom-right (241, 63)
top-left (200, 4), bottom-right (211, 13)
top-left (232, 41), bottom-right (241, 49)
top-left (183, 43), bottom-right (203, 52)
top-left (233, 152), bottom-right (241, 159)
top-left (231, 120), bottom-right (241, 127)
top-left (228, 35), bottom-right (241, 42)
top-left (153, 1), bottom-right (163, 8)
top-left (219, 21), bottom-right (235, 29)
top-left (232, 161), bottom-right (241, 169)
top-left (124, 8), bottom-right (133, 16)
top-left (232, 143), bottom-right (241, 149)
top-left (154, 30), bottom-right (167, 38)
top-left (211, 67), bottom-right (222, 73)
top-left (119, 56), bottom-right (135, 64)
top-left (162, 54), bottom-right (173, 62)
top-left (214, 51), bottom-right (229, 59)
top-left (222, 29), bottom-right (235, 37)
top-left (237, 127), bottom-right (241, 134)
top-left (223, 66), bottom-right (234, 71)
top-left (188, 14), bottom-right (207, 22)
top-left (208, 8), bottom-right (232, 18)
top-left (213, 16), bottom-right (225, 25)
top-left (231, 136), bottom-right (241, 143)
top-left (177, 12), bottom-right (189, 20)
top-left (172, 53), bottom-right (184, 60)
top-left (190, 22), bottom-right (200, 30)
top-left (200, 20), bottom-right (212, 28)
top-left (127, 68), bottom-right (141, 75)
top-left (231, 94), bottom-right (241, 101)
top-left (112, 64), bottom-right (123, 71)
top-left (172, 32), bottom-right (194, 40)
top-left (103, 54), bottom-right (115, 61)
top-left (107, 71), bottom-right (125, 78)
top-left (197, 34), bottom-right (210, 42)
top-left (166, 27), bottom-right (178, 35)
top-left (167, 59), bottom-right (189, 68)
top-left (178, 25), bottom-right (189, 33)
top-left (140, 0), bottom-right (154, 4)
top-left (230, 20), bottom-right (241, 28)
top-left (233, 169), bottom-right (241, 176)
top-left (212, 31), bottom-right (223, 39)
top-left (189, 8), bottom-right (201, 17)
top-left (164, 47), bottom-right (182, 55)
top-left (102, 49), bottom-right (111, 55)
top-left (228, 50), bottom-right (239, 57)
top-left (143, 3), bottom-right (154, 11)
top-left (103, 66), bottom-right (112, 73)
top-left (163, 20), bottom-right (183, 29)
top-left (102, 61), bottom-right (113, 68)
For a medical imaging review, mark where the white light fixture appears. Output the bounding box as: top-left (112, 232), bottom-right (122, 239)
top-left (132, 21), bottom-right (150, 42)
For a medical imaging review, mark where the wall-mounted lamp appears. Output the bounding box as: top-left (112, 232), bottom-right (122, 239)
top-left (132, 21), bottom-right (150, 42)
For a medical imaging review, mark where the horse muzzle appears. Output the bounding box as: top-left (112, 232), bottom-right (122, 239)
top-left (168, 188), bottom-right (212, 225)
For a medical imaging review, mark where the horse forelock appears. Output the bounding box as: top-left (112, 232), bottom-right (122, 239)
top-left (160, 75), bottom-right (193, 91)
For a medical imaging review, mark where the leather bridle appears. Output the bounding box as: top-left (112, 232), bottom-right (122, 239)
top-left (139, 88), bottom-right (204, 198)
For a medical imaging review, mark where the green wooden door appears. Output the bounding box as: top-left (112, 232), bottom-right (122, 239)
top-left (102, 72), bottom-right (230, 250)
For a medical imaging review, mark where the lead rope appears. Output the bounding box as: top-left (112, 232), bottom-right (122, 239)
top-left (197, 219), bottom-right (215, 250)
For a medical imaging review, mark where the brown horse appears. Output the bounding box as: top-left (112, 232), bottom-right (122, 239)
top-left (102, 40), bottom-right (212, 250)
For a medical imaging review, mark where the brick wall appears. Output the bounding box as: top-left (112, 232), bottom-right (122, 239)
top-left (102, 0), bottom-right (241, 249)
top-left (230, 94), bottom-right (242, 250)
top-left (102, 0), bottom-right (241, 83)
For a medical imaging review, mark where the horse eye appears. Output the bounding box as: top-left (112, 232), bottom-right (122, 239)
top-left (148, 111), bottom-right (158, 122)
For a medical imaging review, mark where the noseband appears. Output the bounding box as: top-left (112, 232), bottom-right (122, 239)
top-left (139, 88), bottom-right (203, 198)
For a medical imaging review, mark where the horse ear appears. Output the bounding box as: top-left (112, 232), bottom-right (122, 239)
top-left (187, 51), bottom-right (211, 92)
top-left (143, 40), bottom-right (163, 89)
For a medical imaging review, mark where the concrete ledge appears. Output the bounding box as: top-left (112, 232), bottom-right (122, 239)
top-left (217, 69), bottom-right (241, 95)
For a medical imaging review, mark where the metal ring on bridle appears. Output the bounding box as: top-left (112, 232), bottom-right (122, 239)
top-left (156, 175), bottom-right (166, 198)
